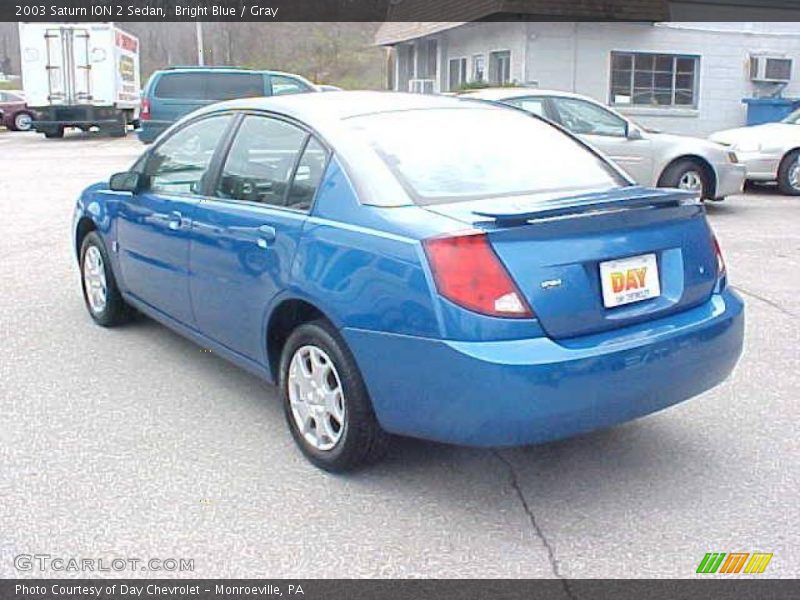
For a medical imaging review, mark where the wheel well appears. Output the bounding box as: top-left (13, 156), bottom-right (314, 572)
top-left (266, 299), bottom-right (327, 381)
top-left (778, 147), bottom-right (800, 170)
top-left (75, 217), bottom-right (96, 260)
top-left (658, 155), bottom-right (717, 197)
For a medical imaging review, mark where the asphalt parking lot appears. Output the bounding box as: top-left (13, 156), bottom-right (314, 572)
top-left (1, 130), bottom-right (798, 581)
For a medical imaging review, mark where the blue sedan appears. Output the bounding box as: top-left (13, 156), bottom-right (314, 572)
top-left (73, 92), bottom-right (744, 471)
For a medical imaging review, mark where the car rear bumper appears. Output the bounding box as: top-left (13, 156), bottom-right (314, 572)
top-left (30, 105), bottom-right (122, 129)
top-left (137, 121), bottom-right (171, 143)
top-left (343, 288), bottom-right (744, 447)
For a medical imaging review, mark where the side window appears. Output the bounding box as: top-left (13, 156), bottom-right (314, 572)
top-left (270, 75), bottom-right (311, 96)
top-left (552, 97), bottom-right (627, 137)
top-left (503, 96), bottom-right (546, 117)
top-left (153, 73), bottom-right (205, 99)
top-left (216, 115), bottom-right (308, 206)
top-left (205, 73), bottom-right (264, 101)
top-left (286, 137), bottom-right (328, 210)
top-left (144, 115), bottom-right (233, 195)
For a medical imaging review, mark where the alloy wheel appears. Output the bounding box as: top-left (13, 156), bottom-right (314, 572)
top-left (14, 113), bottom-right (32, 131)
top-left (287, 345), bottom-right (346, 451)
top-left (83, 245), bottom-right (108, 314)
top-left (788, 157), bottom-right (800, 192)
top-left (678, 170), bottom-right (704, 193)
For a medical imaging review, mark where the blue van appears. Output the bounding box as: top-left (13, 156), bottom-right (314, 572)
top-left (137, 67), bottom-right (318, 143)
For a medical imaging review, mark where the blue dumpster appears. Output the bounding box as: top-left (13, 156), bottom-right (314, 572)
top-left (742, 97), bottom-right (800, 126)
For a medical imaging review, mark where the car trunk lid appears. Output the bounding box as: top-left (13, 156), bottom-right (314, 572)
top-left (423, 186), bottom-right (719, 340)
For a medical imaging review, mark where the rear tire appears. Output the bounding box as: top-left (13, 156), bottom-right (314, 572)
top-left (80, 232), bottom-right (133, 327)
top-left (659, 159), bottom-right (712, 200)
top-left (777, 149), bottom-right (800, 196)
top-left (279, 319), bottom-right (390, 472)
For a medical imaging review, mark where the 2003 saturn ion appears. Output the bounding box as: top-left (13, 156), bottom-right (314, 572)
top-left (73, 92), bottom-right (744, 471)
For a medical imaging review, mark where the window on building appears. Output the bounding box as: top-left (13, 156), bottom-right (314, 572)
top-left (489, 51), bottom-right (511, 85)
top-left (448, 58), bottom-right (467, 91)
top-left (472, 54), bottom-right (485, 82)
top-left (610, 52), bottom-right (699, 107)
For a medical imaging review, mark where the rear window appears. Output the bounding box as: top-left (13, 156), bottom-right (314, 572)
top-left (153, 72), bottom-right (264, 101)
top-left (346, 107), bottom-right (626, 205)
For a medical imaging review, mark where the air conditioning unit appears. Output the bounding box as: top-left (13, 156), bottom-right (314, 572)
top-left (409, 79), bottom-right (435, 94)
top-left (749, 55), bottom-right (792, 82)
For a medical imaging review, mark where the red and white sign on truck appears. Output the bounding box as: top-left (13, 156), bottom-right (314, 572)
top-left (19, 22), bottom-right (141, 138)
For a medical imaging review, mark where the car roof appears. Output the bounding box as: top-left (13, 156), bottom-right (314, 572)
top-left (460, 87), bottom-right (593, 102)
top-left (194, 90), bottom-right (499, 122)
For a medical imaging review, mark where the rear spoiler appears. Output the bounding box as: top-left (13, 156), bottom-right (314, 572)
top-left (472, 186), bottom-right (700, 226)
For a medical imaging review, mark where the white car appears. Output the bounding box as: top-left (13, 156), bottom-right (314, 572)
top-left (710, 110), bottom-right (800, 195)
top-left (462, 88), bottom-right (745, 201)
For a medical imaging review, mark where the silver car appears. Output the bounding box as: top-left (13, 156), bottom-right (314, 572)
top-left (710, 109), bottom-right (800, 195)
top-left (463, 88), bottom-right (745, 201)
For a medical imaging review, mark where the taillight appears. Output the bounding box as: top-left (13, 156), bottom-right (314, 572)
top-left (712, 234), bottom-right (726, 278)
top-left (140, 99), bottom-right (151, 121)
top-left (423, 232), bottom-right (534, 318)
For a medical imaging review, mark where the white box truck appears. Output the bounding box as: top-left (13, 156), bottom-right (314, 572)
top-left (19, 22), bottom-right (141, 138)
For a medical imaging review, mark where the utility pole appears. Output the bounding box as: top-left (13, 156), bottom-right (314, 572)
top-left (196, 22), bottom-right (205, 65)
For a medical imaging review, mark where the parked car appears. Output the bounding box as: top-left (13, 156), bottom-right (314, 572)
top-left (0, 90), bottom-right (33, 132)
top-left (462, 88), bottom-right (745, 201)
top-left (710, 109), bottom-right (800, 195)
top-left (73, 92), bottom-right (743, 472)
top-left (138, 66), bottom-right (319, 143)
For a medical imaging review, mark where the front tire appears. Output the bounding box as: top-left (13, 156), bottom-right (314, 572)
top-left (777, 149), bottom-right (800, 196)
top-left (80, 232), bottom-right (132, 327)
top-left (660, 159), bottom-right (712, 200)
top-left (280, 320), bottom-right (390, 472)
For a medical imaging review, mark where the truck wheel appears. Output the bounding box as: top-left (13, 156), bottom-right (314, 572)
top-left (106, 120), bottom-right (127, 138)
top-left (11, 112), bottom-right (33, 132)
top-left (43, 126), bottom-right (65, 139)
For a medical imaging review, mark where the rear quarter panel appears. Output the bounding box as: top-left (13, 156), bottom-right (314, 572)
top-left (288, 157), bottom-right (442, 338)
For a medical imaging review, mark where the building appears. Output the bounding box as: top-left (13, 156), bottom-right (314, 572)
top-left (376, 3), bottom-right (800, 136)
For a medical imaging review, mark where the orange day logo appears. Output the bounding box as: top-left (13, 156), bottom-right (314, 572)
top-left (610, 267), bottom-right (648, 293)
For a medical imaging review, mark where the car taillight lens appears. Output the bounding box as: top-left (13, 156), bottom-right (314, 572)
top-left (423, 232), bottom-right (534, 318)
top-left (712, 234), bottom-right (726, 278)
top-left (140, 99), bottom-right (151, 121)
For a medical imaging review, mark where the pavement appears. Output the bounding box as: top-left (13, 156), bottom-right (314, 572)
top-left (0, 130), bottom-right (798, 581)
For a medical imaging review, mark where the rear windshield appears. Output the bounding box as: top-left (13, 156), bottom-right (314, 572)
top-left (346, 107), bottom-right (627, 205)
top-left (153, 72), bottom-right (264, 101)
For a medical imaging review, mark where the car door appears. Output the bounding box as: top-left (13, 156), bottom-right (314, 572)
top-left (116, 113), bottom-right (234, 324)
top-left (189, 113), bottom-right (329, 361)
top-left (549, 96), bottom-right (654, 185)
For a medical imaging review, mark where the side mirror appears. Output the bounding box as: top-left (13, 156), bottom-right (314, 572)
top-left (109, 171), bottom-right (141, 193)
top-left (626, 125), bottom-right (644, 140)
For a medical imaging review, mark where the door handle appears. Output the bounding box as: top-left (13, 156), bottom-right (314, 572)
top-left (256, 224), bottom-right (276, 249)
top-left (168, 211), bottom-right (183, 231)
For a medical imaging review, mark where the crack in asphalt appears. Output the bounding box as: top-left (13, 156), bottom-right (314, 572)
top-left (732, 285), bottom-right (797, 318)
top-left (493, 450), bottom-right (578, 600)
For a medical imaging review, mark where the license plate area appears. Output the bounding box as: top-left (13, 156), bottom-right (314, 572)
top-left (599, 253), bottom-right (661, 308)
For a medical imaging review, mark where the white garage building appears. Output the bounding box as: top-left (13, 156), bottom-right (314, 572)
top-left (377, 9), bottom-right (800, 136)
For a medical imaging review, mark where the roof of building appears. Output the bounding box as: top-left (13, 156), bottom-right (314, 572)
top-left (374, 0), bottom-right (670, 45)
